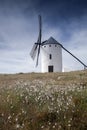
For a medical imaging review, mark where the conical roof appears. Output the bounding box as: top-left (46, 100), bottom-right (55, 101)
top-left (42, 37), bottom-right (62, 46)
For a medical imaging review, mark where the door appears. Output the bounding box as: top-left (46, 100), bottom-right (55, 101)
top-left (48, 66), bottom-right (54, 72)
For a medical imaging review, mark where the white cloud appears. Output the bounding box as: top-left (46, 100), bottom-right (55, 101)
top-left (0, 12), bottom-right (40, 73)
top-left (0, 49), bottom-right (41, 73)
top-left (62, 29), bottom-right (87, 71)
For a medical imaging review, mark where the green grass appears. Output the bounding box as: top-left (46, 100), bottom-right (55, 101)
top-left (0, 70), bottom-right (87, 130)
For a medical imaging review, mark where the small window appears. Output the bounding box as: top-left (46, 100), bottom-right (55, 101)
top-left (49, 45), bottom-right (51, 47)
top-left (48, 66), bottom-right (53, 72)
top-left (49, 54), bottom-right (52, 59)
top-left (44, 46), bottom-right (46, 48)
top-left (55, 45), bottom-right (57, 47)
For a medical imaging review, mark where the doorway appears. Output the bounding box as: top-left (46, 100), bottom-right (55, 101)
top-left (48, 66), bottom-right (54, 72)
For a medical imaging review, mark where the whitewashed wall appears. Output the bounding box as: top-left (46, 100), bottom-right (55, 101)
top-left (41, 44), bottom-right (62, 72)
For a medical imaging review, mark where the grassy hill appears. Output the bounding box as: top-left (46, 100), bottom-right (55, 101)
top-left (0, 70), bottom-right (87, 130)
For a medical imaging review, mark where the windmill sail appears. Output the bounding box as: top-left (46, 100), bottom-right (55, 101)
top-left (30, 43), bottom-right (38, 60)
top-left (30, 15), bottom-right (42, 65)
top-left (37, 15), bottom-right (42, 43)
top-left (36, 44), bottom-right (40, 66)
top-left (35, 15), bottom-right (42, 66)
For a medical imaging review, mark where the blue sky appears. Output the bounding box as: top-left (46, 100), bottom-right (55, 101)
top-left (0, 0), bottom-right (87, 73)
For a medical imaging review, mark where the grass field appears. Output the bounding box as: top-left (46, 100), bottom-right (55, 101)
top-left (0, 70), bottom-right (87, 130)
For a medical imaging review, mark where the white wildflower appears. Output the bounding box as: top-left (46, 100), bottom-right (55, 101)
top-left (16, 124), bottom-right (20, 129)
top-left (8, 115), bottom-right (11, 120)
top-left (53, 125), bottom-right (55, 128)
top-left (15, 117), bottom-right (18, 121)
top-left (41, 125), bottom-right (44, 129)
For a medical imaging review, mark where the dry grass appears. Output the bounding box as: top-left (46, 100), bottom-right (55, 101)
top-left (0, 70), bottom-right (87, 85)
top-left (0, 70), bottom-right (87, 130)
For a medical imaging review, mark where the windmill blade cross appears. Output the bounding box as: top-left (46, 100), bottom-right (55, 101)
top-left (30, 15), bottom-right (43, 67)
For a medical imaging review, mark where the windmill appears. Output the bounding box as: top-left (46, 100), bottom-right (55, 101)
top-left (30, 15), bottom-right (87, 72)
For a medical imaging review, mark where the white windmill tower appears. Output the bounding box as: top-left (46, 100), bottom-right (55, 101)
top-left (30, 15), bottom-right (87, 72)
top-left (41, 37), bottom-right (62, 72)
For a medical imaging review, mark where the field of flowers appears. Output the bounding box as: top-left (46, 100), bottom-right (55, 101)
top-left (0, 70), bottom-right (87, 130)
